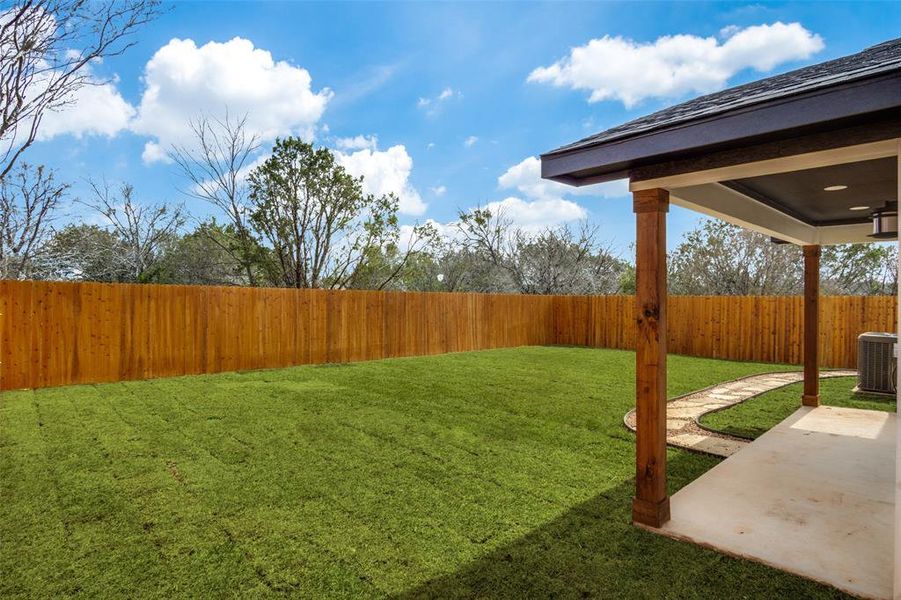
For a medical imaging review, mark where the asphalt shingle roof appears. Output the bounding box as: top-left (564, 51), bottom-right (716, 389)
top-left (545, 38), bottom-right (901, 156)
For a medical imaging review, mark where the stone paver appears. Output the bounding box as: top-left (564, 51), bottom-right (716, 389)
top-left (623, 369), bottom-right (856, 457)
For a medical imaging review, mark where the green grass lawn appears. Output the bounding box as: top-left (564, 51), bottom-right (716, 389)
top-left (701, 376), bottom-right (896, 440)
top-left (1, 347), bottom-right (853, 598)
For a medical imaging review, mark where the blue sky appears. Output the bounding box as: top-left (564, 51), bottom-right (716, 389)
top-left (24, 1), bottom-right (901, 254)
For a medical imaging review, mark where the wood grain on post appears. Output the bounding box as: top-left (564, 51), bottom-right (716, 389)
top-left (631, 188), bottom-right (670, 528)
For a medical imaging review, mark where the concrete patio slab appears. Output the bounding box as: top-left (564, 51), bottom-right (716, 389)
top-left (650, 406), bottom-right (896, 600)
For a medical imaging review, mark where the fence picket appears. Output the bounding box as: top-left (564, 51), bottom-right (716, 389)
top-left (1, 281), bottom-right (895, 389)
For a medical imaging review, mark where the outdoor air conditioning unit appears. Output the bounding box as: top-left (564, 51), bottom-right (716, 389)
top-left (857, 332), bottom-right (897, 395)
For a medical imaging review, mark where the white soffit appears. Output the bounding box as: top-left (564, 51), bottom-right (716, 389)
top-left (671, 183), bottom-right (879, 245)
top-left (630, 139), bottom-right (898, 192)
top-left (658, 138), bottom-right (900, 246)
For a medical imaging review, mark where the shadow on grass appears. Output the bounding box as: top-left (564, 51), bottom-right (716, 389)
top-left (395, 453), bottom-right (849, 600)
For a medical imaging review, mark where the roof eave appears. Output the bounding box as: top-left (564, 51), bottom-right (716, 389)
top-left (540, 71), bottom-right (901, 186)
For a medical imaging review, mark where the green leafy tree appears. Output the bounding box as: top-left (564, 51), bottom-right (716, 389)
top-left (247, 137), bottom-right (434, 289)
top-left (618, 262), bottom-right (636, 295)
top-left (154, 221), bottom-right (249, 286)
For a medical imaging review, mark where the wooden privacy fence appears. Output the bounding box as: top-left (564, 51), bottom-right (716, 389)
top-left (1, 280), bottom-right (897, 389)
top-left (1, 281), bottom-right (557, 390)
top-left (554, 294), bottom-right (897, 368)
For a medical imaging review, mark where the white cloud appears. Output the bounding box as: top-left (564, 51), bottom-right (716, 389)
top-left (30, 62), bottom-right (134, 141)
top-left (422, 156), bottom-right (628, 240)
top-left (131, 37), bottom-right (332, 163)
top-left (335, 134), bottom-right (378, 151)
top-left (463, 135), bottom-right (478, 148)
top-left (484, 156), bottom-right (629, 229)
top-left (485, 196), bottom-right (587, 229)
top-left (430, 185), bottom-right (447, 197)
top-left (399, 218), bottom-right (460, 252)
top-left (528, 22), bottom-right (823, 107)
top-left (417, 87), bottom-right (460, 115)
top-left (336, 143), bottom-right (426, 216)
top-left (0, 9), bottom-right (131, 142)
top-left (498, 156), bottom-right (627, 201)
top-left (140, 141), bottom-right (167, 163)
top-left (31, 36), bottom-right (332, 152)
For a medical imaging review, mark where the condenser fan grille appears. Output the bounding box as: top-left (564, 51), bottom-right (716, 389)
top-left (857, 332), bottom-right (897, 394)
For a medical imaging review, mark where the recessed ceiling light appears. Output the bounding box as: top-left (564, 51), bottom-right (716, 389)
top-left (849, 206), bottom-right (870, 211)
top-left (824, 185), bottom-right (848, 191)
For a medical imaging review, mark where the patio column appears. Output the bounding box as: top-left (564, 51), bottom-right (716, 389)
top-left (632, 187), bottom-right (670, 528)
top-left (802, 245), bottom-right (820, 407)
top-left (894, 143), bottom-right (900, 600)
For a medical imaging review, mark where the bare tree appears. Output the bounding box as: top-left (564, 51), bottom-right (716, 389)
top-left (0, 162), bottom-right (67, 278)
top-left (81, 180), bottom-right (185, 282)
top-left (37, 222), bottom-right (129, 281)
top-left (169, 112), bottom-right (262, 285)
top-left (454, 207), bottom-right (525, 292)
top-left (0, 0), bottom-right (161, 179)
top-left (430, 244), bottom-right (486, 292)
top-left (877, 245), bottom-right (898, 295)
top-left (669, 220), bottom-right (802, 295)
top-left (822, 243), bottom-right (897, 295)
top-left (512, 225), bottom-right (626, 294)
top-left (439, 252), bottom-right (479, 291)
top-left (665, 220), bottom-right (899, 297)
top-left (457, 206), bottom-right (626, 294)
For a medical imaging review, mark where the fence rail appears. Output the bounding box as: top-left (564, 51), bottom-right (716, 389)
top-left (1, 280), bottom-right (896, 389)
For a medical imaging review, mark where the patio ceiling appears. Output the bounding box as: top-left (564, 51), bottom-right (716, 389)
top-left (725, 157), bottom-right (896, 227)
top-left (541, 38), bottom-right (901, 246)
top-left (641, 140), bottom-right (899, 245)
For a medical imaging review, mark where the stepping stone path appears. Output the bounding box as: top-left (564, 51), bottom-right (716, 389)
top-left (623, 370), bottom-right (856, 457)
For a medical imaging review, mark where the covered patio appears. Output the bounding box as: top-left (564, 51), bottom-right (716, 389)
top-left (542, 38), bottom-right (901, 598)
top-left (663, 405), bottom-right (895, 599)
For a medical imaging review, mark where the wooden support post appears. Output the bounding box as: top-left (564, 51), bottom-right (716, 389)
top-left (632, 188), bottom-right (670, 528)
top-left (802, 245), bottom-right (820, 407)
top-left (893, 143), bottom-right (900, 600)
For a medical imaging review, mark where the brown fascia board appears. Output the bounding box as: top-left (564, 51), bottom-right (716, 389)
top-left (540, 71), bottom-right (901, 187)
